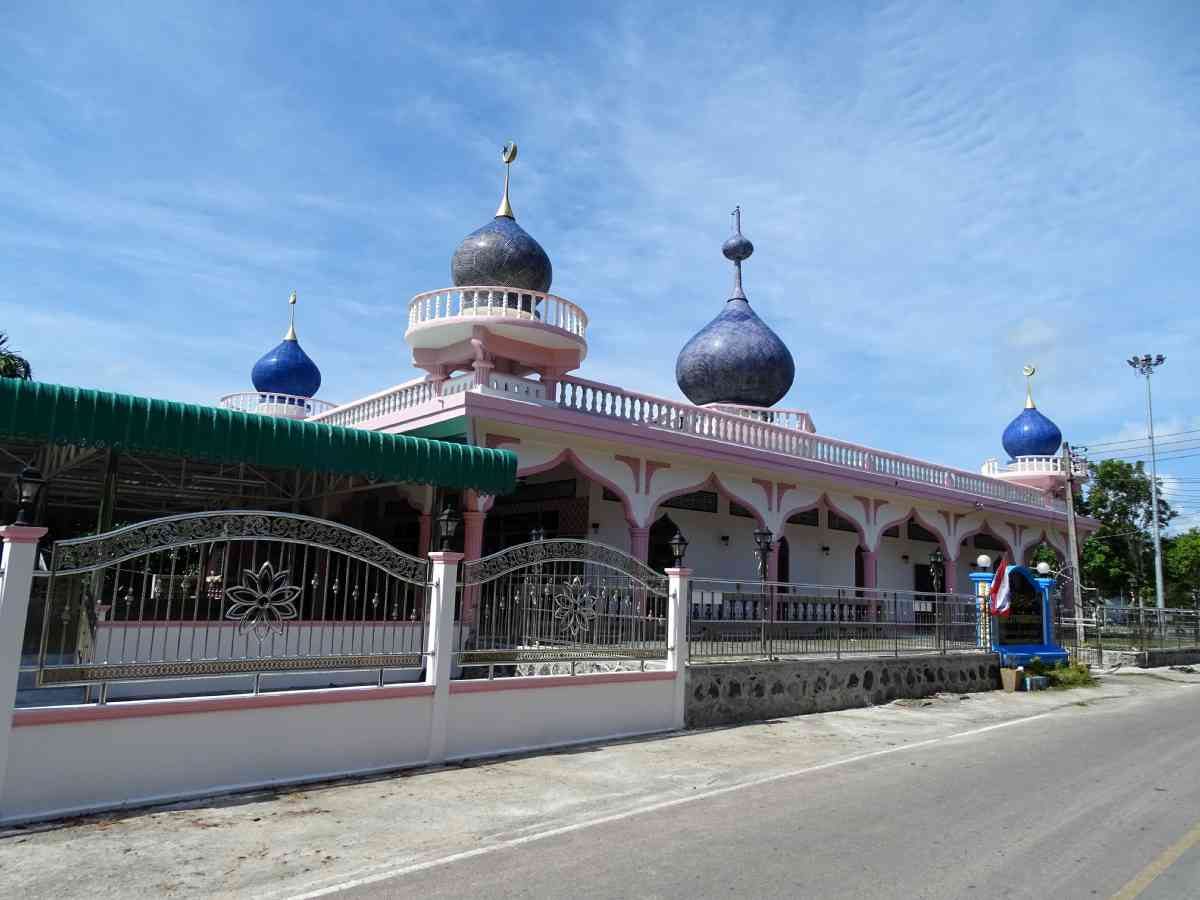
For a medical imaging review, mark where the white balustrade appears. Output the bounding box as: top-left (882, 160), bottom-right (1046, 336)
top-left (709, 403), bottom-right (815, 433)
top-left (406, 287), bottom-right (589, 341)
top-left (556, 377), bottom-right (1063, 512)
top-left (309, 378), bottom-right (438, 428)
top-left (218, 392), bottom-right (337, 419)
top-left (981, 456), bottom-right (1088, 478)
top-left (485, 372), bottom-right (548, 402)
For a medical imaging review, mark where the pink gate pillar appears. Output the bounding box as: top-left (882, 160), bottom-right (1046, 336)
top-left (460, 510), bottom-right (487, 625)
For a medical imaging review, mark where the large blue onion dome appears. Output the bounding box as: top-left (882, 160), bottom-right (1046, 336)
top-left (451, 142), bottom-right (552, 293)
top-left (675, 208), bottom-right (795, 407)
top-left (250, 292), bottom-right (322, 398)
top-left (1001, 367), bottom-right (1062, 458)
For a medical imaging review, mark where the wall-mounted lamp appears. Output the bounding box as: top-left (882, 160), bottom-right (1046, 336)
top-left (436, 505), bottom-right (460, 551)
top-left (820, 545), bottom-right (831, 557)
top-left (14, 466), bottom-right (46, 526)
top-left (590, 522), bottom-right (600, 536)
top-left (669, 530), bottom-right (689, 567)
top-left (720, 535), bottom-right (730, 547)
top-left (901, 554), bottom-right (910, 563)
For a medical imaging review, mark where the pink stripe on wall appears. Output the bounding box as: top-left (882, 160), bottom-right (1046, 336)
top-left (449, 670), bottom-right (675, 694)
top-left (12, 683), bottom-right (434, 727)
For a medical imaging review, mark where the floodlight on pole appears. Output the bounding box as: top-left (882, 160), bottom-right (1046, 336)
top-left (1126, 353), bottom-right (1167, 609)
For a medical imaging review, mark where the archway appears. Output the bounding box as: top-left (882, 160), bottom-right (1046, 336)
top-left (648, 514), bottom-right (680, 573)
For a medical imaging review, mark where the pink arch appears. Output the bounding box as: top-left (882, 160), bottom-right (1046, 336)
top-left (517, 448), bottom-right (638, 528)
top-left (651, 472), bottom-right (768, 529)
top-left (955, 521), bottom-right (1018, 561)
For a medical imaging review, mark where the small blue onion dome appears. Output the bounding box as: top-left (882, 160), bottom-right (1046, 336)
top-left (1001, 374), bottom-right (1062, 458)
top-left (451, 142), bottom-right (552, 293)
top-left (675, 208), bottom-right (795, 408)
top-left (250, 293), bottom-right (322, 398)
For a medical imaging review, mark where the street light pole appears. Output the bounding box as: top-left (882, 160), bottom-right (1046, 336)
top-left (1127, 354), bottom-right (1166, 610)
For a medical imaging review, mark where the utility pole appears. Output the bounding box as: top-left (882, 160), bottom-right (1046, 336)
top-left (1127, 354), bottom-right (1166, 609)
top-left (1061, 441), bottom-right (1085, 650)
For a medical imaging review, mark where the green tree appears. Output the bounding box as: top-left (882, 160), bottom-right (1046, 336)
top-left (0, 332), bottom-right (33, 380)
top-left (1076, 459), bottom-right (1175, 605)
top-left (1165, 528), bottom-right (1200, 607)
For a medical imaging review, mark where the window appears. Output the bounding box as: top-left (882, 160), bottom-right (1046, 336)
top-left (907, 521), bottom-right (940, 543)
top-left (827, 511), bottom-right (859, 533)
top-left (729, 500), bottom-right (755, 519)
top-left (662, 491), bottom-right (719, 513)
top-left (787, 508), bottom-right (819, 527)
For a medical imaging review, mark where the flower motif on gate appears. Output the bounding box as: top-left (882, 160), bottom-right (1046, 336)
top-left (224, 561), bottom-right (302, 641)
top-left (553, 577), bottom-right (598, 639)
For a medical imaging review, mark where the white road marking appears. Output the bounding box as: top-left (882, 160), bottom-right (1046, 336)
top-left (272, 711), bottom-right (1054, 900)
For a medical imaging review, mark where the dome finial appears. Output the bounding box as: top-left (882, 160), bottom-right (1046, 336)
top-left (284, 290), bottom-right (298, 341)
top-left (1022, 364), bottom-right (1037, 409)
top-left (495, 142), bottom-right (518, 219)
top-left (723, 205), bottom-right (754, 301)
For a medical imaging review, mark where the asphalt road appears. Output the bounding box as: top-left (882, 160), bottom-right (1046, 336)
top-left (329, 686), bottom-right (1200, 900)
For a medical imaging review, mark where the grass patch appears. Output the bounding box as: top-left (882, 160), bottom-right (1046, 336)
top-left (1025, 658), bottom-right (1096, 689)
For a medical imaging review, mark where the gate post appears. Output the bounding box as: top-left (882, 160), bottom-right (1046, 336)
top-left (665, 567), bottom-right (691, 730)
top-left (426, 551), bottom-right (462, 765)
top-left (0, 525), bottom-right (47, 815)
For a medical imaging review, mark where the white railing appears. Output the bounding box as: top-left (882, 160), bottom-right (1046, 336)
top-left (406, 287), bottom-right (589, 341)
top-left (556, 377), bottom-right (1063, 512)
top-left (310, 378), bottom-right (438, 428)
top-left (485, 372), bottom-right (548, 402)
top-left (981, 456), bottom-right (1088, 478)
top-left (218, 392), bottom-right (337, 418)
top-left (709, 403), bottom-right (815, 433)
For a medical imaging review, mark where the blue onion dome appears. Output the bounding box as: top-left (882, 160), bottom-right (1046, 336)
top-left (1001, 368), bottom-right (1062, 458)
top-left (250, 292), bottom-right (322, 398)
top-left (450, 142), bottom-right (552, 293)
top-left (675, 208), bottom-right (795, 408)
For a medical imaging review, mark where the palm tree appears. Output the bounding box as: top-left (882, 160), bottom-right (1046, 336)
top-left (0, 332), bottom-right (33, 380)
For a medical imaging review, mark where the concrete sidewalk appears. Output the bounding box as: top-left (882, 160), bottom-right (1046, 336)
top-left (2, 668), bottom-right (1197, 899)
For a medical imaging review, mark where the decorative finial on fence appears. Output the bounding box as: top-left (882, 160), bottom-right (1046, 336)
top-left (1023, 364), bottom-right (1037, 409)
top-left (496, 141), bottom-right (518, 219)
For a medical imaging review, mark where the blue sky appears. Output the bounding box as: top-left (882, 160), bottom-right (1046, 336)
top-left (3, 2), bottom-right (1199, 523)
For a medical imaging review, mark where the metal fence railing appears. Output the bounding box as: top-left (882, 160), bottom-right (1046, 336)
top-left (1057, 604), bottom-right (1200, 657)
top-left (27, 512), bottom-right (432, 698)
top-left (454, 539), bottom-right (669, 677)
top-left (688, 578), bottom-right (987, 661)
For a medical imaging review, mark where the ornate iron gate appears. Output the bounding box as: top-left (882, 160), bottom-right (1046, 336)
top-left (456, 539), bottom-right (669, 673)
top-left (35, 511), bottom-right (431, 686)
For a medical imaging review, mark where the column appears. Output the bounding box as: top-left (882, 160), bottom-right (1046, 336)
top-left (943, 557), bottom-right (959, 595)
top-left (766, 546), bottom-right (779, 620)
top-left (460, 510), bottom-right (486, 625)
top-left (472, 359), bottom-right (494, 390)
top-left (417, 513), bottom-right (433, 558)
top-left (628, 526), bottom-right (649, 563)
top-left (862, 548), bottom-right (879, 619)
top-left (0, 525), bottom-right (48, 816)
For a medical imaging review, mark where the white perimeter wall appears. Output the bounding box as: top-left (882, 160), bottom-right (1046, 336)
top-left (1, 674), bottom-right (678, 824)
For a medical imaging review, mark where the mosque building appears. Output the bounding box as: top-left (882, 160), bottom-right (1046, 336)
top-left (223, 145), bottom-right (1092, 605)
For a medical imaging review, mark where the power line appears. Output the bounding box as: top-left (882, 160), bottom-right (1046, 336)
top-left (1082, 426), bottom-right (1200, 449)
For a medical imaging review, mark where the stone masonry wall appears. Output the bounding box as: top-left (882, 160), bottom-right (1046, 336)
top-left (686, 654), bottom-right (1002, 728)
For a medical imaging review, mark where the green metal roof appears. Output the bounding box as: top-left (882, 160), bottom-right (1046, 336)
top-left (0, 379), bottom-right (516, 495)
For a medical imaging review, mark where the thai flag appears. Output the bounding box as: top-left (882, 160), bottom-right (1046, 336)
top-left (989, 559), bottom-right (1011, 617)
